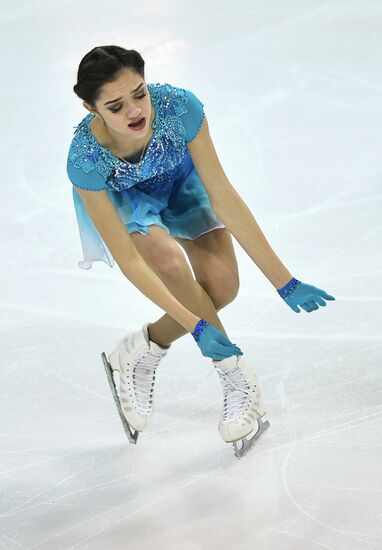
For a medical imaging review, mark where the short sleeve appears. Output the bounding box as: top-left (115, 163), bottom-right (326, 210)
top-left (178, 89), bottom-right (205, 143)
top-left (66, 156), bottom-right (106, 192)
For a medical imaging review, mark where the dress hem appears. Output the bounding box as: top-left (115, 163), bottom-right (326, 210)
top-left (77, 221), bottom-right (227, 270)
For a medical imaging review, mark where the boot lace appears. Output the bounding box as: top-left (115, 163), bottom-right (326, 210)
top-left (132, 350), bottom-right (163, 415)
top-left (215, 366), bottom-right (251, 423)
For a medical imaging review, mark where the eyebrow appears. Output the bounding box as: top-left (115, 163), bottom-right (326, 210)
top-left (104, 83), bottom-right (145, 106)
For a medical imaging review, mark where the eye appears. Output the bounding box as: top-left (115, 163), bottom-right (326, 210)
top-left (110, 93), bottom-right (147, 113)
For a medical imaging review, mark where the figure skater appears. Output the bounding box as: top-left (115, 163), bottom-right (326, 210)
top-left (67, 46), bottom-right (335, 458)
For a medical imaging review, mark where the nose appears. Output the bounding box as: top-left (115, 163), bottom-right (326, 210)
top-left (127, 104), bottom-right (142, 120)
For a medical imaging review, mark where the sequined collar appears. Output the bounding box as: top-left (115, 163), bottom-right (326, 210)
top-left (81, 83), bottom-right (159, 168)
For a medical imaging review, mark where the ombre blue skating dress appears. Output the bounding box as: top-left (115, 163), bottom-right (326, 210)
top-left (66, 82), bottom-right (226, 270)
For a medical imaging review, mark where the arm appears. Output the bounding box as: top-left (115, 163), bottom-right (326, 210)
top-left (187, 116), bottom-right (293, 290)
top-left (75, 187), bottom-right (200, 332)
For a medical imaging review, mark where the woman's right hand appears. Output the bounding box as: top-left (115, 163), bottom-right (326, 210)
top-left (191, 319), bottom-right (243, 361)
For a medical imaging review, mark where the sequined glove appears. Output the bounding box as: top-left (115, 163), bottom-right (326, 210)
top-left (277, 277), bottom-right (335, 313)
top-left (191, 319), bottom-right (243, 361)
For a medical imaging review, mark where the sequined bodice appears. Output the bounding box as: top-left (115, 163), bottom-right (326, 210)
top-left (68, 83), bottom-right (192, 193)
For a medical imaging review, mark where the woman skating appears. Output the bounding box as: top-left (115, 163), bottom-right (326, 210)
top-left (67, 46), bottom-right (335, 457)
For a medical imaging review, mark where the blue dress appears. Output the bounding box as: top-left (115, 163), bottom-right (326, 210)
top-left (66, 82), bottom-right (225, 270)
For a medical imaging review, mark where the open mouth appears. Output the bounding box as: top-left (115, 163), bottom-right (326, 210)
top-left (128, 117), bottom-right (145, 128)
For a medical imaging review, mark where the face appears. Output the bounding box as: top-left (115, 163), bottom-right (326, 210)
top-left (84, 68), bottom-right (152, 141)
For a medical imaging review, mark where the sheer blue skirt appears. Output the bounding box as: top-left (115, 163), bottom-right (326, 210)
top-left (72, 150), bottom-right (225, 269)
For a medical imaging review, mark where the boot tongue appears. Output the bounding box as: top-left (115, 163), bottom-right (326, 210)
top-left (213, 355), bottom-right (238, 372)
top-left (149, 340), bottom-right (170, 355)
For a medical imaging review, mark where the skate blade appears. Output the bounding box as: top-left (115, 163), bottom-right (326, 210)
top-left (101, 352), bottom-right (139, 444)
top-left (232, 416), bottom-right (270, 458)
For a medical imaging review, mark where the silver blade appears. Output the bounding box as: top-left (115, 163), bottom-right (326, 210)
top-left (101, 352), bottom-right (139, 444)
top-left (233, 417), bottom-right (270, 458)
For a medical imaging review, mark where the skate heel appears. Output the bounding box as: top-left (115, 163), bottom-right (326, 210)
top-left (232, 416), bottom-right (270, 458)
top-left (103, 324), bottom-right (169, 443)
top-left (253, 397), bottom-right (267, 418)
top-left (108, 348), bottom-right (122, 374)
top-left (213, 354), bottom-right (270, 458)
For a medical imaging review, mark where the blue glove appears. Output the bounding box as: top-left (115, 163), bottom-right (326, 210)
top-left (191, 319), bottom-right (243, 361)
top-left (277, 277), bottom-right (335, 313)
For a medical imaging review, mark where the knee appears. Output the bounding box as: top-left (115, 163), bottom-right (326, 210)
top-left (202, 273), bottom-right (240, 309)
top-left (149, 246), bottom-right (190, 280)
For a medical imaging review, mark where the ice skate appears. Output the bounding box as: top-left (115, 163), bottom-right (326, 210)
top-left (101, 323), bottom-right (170, 444)
top-left (212, 355), bottom-right (270, 458)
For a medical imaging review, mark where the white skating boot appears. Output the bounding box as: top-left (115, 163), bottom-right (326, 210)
top-left (101, 323), bottom-right (170, 443)
top-left (212, 354), bottom-right (270, 458)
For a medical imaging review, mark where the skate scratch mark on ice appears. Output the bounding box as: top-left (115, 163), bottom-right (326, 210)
top-left (282, 482), bottom-right (382, 493)
top-left (266, 127), bottom-right (382, 149)
top-left (16, 172), bottom-right (65, 210)
top-left (2, 473), bottom-right (79, 517)
top-left (2, 473), bottom-right (135, 522)
top-left (277, 354), bottom-right (382, 547)
top-left (49, 371), bottom-right (109, 401)
top-left (303, 341), bottom-right (382, 368)
top-left (278, 363), bottom-right (296, 441)
top-left (263, 168), bottom-right (382, 224)
top-left (36, 474), bottom-right (134, 506)
top-left (290, 377), bottom-right (380, 403)
top-left (237, 528), bottom-right (336, 550)
top-left (14, 207), bottom-right (46, 224)
top-left (0, 302), bottom-right (126, 331)
top-left (0, 438), bottom-right (120, 477)
top-left (235, 515), bottom-right (301, 549)
top-left (214, 408), bottom-right (382, 463)
top-left (305, 407), bottom-right (382, 441)
top-left (245, 302), bottom-right (279, 327)
top-left (281, 435), bottom-right (382, 547)
top-left (233, 330), bottom-right (382, 343)
top-left (308, 296), bottom-right (382, 303)
top-left (268, 530), bottom-right (336, 549)
top-left (287, 342), bottom-right (382, 399)
top-left (65, 474), bottom-right (209, 550)
top-left (318, 222), bottom-right (382, 271)
top-left (292, 340), bottom-right (382, 387)
top-left (0, 532), bottom-right (28, 550)
top-left (0, 414), bottom-right (116, 440)
top-left (323, 269), bottom-right (382, 282)
top-left (312, 67), bottom-right (382, 98)
top-left (267, 182), bottom-right (382, 223)
top-left (27, 268), bottom-right (123, 285)
top-left (296, 376), bottom-right (378, 404)
top-left (20, 473), bottom-right (206, 549)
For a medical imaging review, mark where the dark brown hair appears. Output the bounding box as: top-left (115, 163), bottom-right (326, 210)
top-left (73, 46), bottom-right (145, 107)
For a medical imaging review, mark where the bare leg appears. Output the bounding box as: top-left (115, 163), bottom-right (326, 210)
top-left (130, 226), bottom-right (232, 349)
top-left (147, 275), bottom-right (226, 349)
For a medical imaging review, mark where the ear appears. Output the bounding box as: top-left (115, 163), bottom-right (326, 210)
top-left (83, 101), bottom-right (94, 114)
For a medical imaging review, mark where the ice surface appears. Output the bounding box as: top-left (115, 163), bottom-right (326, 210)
top-left (0, 0), bottom-right (381, 548)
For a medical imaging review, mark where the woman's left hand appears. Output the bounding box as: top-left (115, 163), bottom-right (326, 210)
top-left (277, 277), bottom-right (335, 313)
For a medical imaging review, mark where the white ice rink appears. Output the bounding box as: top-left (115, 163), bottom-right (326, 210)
top-left (1, 0), bottom-right (381, 548)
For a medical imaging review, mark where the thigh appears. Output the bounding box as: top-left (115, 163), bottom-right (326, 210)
top-left (174, 228), bottom-right (239, 286)
top-left (130, 224), bottom-right (188, 271)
